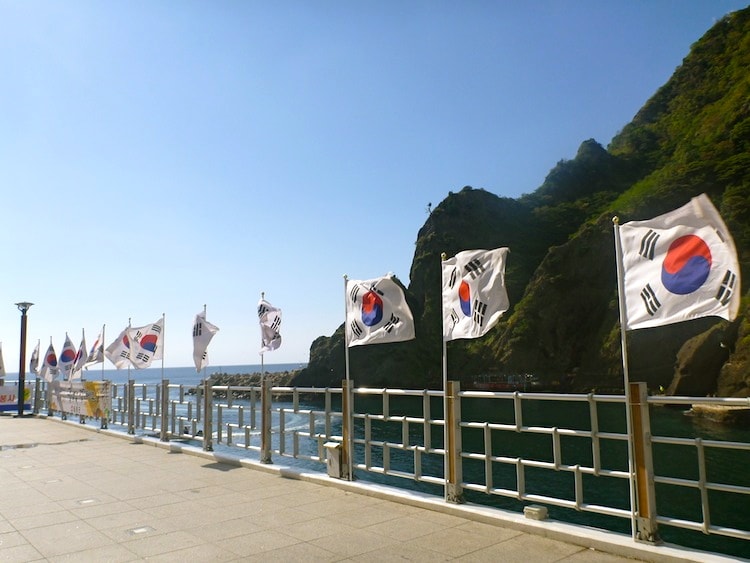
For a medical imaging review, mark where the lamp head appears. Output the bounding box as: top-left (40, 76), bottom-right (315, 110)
top-left (15, 302), bottom-right (34, 313)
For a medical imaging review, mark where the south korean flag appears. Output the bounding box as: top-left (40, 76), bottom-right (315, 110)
top-left (442, 247), bottom-right (510, 341)
top-left (619, 193), bottom-right (741, 330)
top-left (345, 275), bottom-right (415, 347)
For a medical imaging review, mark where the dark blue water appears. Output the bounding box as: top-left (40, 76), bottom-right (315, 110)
top-left (76, 363), bottom-right (306, 385)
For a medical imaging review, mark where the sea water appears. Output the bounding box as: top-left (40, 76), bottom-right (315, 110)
top-left (77, 362), bottom-right (307, 386)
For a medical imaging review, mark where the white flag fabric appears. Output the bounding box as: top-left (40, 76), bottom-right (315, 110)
top-left (40, 342), bottom-right (59, 382)
top-left (193, 311), bottom-right (219, 372)
top-left (85, 330), bottom-right (104, 366)
top-left (59, 333), bottom-right (77, 380)
top-left (105, 328), bottom-right (132, 369)
top-left (128, 318), bottom-right (164, 369)
top-left (258, 298), bottom-right (282, 353)
top-left (619, 193), bottom-right (741, 330)
top-left (442, 247), bottom-right (510, 341)
top-left (29, 341), bottom-right (40, 376)
top-left (0, 343), bottom-right (5, 379)
top-left (71, 332), bottom-right (87, 380)
top-left (345, 276), bottom-right (415, 347)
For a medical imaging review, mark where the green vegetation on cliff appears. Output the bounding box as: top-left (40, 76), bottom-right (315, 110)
top-left (294, 8), bottom-right (750, 396)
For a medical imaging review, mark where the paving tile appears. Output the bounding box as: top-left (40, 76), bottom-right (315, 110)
top-left (459, 533), bottom-right (585, 562)
top-left (0, 417), bottom-right (669, 563)
top-left (310, 526), bottom-right (399, 558)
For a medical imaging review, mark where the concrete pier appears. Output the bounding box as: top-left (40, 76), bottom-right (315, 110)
top-left (0, 417), bottom-right (737, 562)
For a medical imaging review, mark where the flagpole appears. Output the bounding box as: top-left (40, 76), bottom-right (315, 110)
top-left (202, 305), bottom-right (208, 382)
top-left (260, 291), bottom-right (266, 391)
top-left (101, 324), bottom-right (106, 381)
top-left (343, 275), bottom-right (354, 482)
top-left (613, 217), bottom-right (638, 540)
top-left (160, 313), bottom-right (166, 381)
top-left (342, 276), bottom-right (351, 389)
top-left (127, 318), bottom-right (131, 381)
top-left (440, 253), bottom-right (451, 501)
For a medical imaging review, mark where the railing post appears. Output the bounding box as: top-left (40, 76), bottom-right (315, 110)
top-left (160, 379), bottom-right (169, 441)
top-left (33, 377), bottom-right (41, 414)
top-left (100, 381), bottom-right (109, 430)
top-left (260, 378), bottom-right (272, 463)
top-left (46, 382), bottom-right (53, 417)
top-left (127, 379), bottom-right (135, 435)
top-left (203, 378), bottom-right (213, 451)
top-left (445, 380), bottom-right (464, 503)
top-left (342, 379), bottom-right (352, 480)
top-left (629, 382), bottom-right (661, 544)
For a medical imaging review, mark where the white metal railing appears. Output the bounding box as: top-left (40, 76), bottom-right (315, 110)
top-left (17, 377), bottom-right (750, 558)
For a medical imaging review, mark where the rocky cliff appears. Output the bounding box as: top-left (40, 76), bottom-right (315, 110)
top-left (293, 8), bottom-right (750, 396)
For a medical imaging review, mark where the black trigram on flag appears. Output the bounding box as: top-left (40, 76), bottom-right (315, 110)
top-left (382, 313), bottom-right (401, 334)
top-left (716, 270), bottom-right (737, 306)
top-left (135, 352), bottom-right (151, 363)
top-left (268, 315), bottom-right (281, 332)
top-left (640, 283), bottom-right (661, 316)
top-left (472, 299), bottom-right (487, 326)
top-left (350, 320), bottom-right (363, 338)
top-left (464, 258), bottom-right (486, 280)
top-left (639, 229), bottom-right (659, 260)
top-left (447, 267), bottom-right (458, 289)
top-left (193, 322), bottom-right (202, 338)
top-left (449, 308), bottom-right (460, 329)
top-left (118, 350), bottom-right (130, 360)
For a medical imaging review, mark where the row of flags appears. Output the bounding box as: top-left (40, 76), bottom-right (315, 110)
top-left (4, 194), bottom-right (740, 383)
top-left (26, 330), bottom-right (106, 383)
top-left (9, 297), bottom-right (281, 383)
top-left (343, 193), bottom-right (741, 350)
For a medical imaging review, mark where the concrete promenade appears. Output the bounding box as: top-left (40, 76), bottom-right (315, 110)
top-left (0, 416), bottom-right (738, 562)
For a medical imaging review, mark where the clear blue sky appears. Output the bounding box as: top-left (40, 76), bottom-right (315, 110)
top-left (1, 1), bottom-right (746, 371)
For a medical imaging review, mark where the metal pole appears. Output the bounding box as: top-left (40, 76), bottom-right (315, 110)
top-left (440, 253), bottom-right (450, 502)
top-left (612, 217), bottom-right (639, 540)
top-left (15, 302), bottom-right (33, 417)
top-left (160, 379), bottom-right (169, 441)
top-left (342, 275), bottom-right (353, 481)
top-left (629, 382), bottom-right (661, 543)
top-left (203, 378), bottom-right (213, 451)
top-left (445, 380), bottom-right (464, 503)
top-left (260, 375), bottom-right (272, 463)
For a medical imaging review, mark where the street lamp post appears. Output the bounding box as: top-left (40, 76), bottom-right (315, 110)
top-left (15, 302), bottom-right (33, 417)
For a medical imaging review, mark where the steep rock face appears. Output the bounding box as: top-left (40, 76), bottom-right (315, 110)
top-left (667, 323), bottom-right (736, 396)
top-left (294, 8), bottom-right (750, 394)
top-left (716, 306), bottom-right (750, 396)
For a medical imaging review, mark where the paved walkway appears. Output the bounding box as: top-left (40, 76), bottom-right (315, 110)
top-left (0, 416), bottom-right (735, 562)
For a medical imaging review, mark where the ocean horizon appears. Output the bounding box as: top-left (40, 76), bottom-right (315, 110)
top-left (6, 362), bottom-right (307, 387)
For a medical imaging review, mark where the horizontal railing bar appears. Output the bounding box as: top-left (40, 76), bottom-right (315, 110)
top-left (656, 516), bottom-right (750, 540)
top-left (648, 395), bottom-right (750, 407)
top-left (353, 388), bottom-right (443, 397)
top-left (654, 475), bottom-right (750, 496)
top-left (651, 435), bottom-right (750, 451)
top-left (459, 391), bottom-right (625, 403)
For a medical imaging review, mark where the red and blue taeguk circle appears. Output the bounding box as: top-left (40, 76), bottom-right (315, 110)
top-left (60, 348), bottom-right (76, 363)
top-left (459, 280), bottom-right (471, 316)
top-left (361, 290), bottom-right (384, 327)
top-left (661, 235), bottom-right (712, 295)
top-left (140, 335), bottom-right (159, 353)
top-left (46, 353), bottom-right (57, 367)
